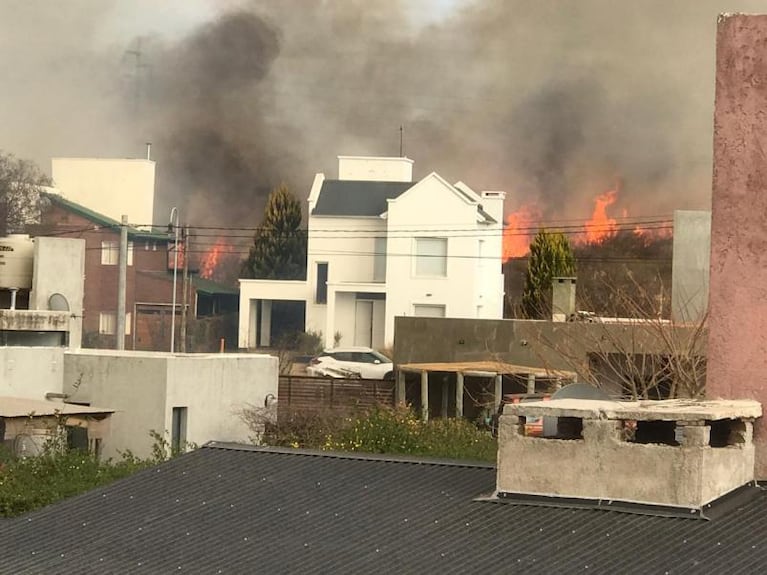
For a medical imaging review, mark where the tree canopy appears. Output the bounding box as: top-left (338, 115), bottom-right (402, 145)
top-left (0, 152), bottom-right (51, 236)
top-left (241, 184), bottom-right (306, 280)
top-left (521, 229), bottom-right (576, 318)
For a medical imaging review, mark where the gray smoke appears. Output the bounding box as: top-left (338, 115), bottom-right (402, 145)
top-left (2, 0), bottom-right (766, 228)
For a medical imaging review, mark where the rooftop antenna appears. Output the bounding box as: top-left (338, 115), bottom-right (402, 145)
top-left (399, 125), bottom-right (404, 157)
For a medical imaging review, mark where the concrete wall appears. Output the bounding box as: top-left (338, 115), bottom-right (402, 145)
top-left (165, 354), bottom-right (278, 449)
top-left (671, 210), bottom-right (711, 323)
top-left (394, 316), bottom-right (705, 395)
top-left (706, 14), bottom-right (767, 479)
top-left (63, 350), bottom-right (278, 459)
top-left (0, 347), bottom-right (64, 399)
top-left (30, 237), bottom-right (85, 347)
top-left (51, 158), bottom-right (155, 228)
top-left (64, 350), bottom-right (169, 459)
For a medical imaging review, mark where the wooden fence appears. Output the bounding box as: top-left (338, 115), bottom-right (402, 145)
top-left (278, 375), bottom-right (396, 413)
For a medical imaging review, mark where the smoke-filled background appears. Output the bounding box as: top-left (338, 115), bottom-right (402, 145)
top-left (1, 0), bottom-right (765, 228)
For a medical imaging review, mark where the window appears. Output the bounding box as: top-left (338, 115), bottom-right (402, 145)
top-left (99, 312), bottom-right (116, 335)
top-left (373, 237), bottom-right (387, 282)
top-left (171, 407), bottom-right (188, 453)
top-left (100, 241), bottom-right (133, 266)
top-left (414, 238), bottom-right (447, 277)
top-left (413, 304), bottom-right (446, 318)
top-left (98, 312), bottom-right (130, 335)
top-left (101, 241), bottom-right (118, 265)
top-left (316, 263), bottom-right (328, 304)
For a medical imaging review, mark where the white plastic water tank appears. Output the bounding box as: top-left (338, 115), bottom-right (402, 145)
top-left (0, 234), bottom-right (34, 289)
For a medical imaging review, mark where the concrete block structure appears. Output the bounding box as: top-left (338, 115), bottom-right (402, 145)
top-left (707, 13), bottom-right (767, 479)
top-left (497, 398), bottom-right (761, 510)
top-left (62, 350), bottom-right (279, 459)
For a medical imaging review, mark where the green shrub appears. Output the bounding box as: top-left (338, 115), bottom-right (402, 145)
top-left (322, 405), bottom-right (497, 462)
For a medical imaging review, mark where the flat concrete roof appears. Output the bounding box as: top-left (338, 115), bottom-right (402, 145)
top-left (398, 361), bottom-right (577, 379)
top-left (0, 397), bottom-right (114, 418)
top-left (504, 398), bottom-right (762, 421)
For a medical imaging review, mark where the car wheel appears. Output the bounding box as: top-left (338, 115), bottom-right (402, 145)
top-left (383, 371), bottom-right (394, 381)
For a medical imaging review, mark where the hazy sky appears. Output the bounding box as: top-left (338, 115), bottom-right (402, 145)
top-left (2, 1), bottom-right (764, 228)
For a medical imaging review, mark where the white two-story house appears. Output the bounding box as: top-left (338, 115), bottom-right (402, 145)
top-left (238, 156), bottom-right (505, 350)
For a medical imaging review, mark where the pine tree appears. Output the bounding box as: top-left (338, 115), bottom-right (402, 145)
top-left (242, 184), bottom-right (306, 280)
top-left (521, 230), bottom-right (576, 319)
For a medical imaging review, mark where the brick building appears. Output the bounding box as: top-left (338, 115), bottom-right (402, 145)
top-left (34, 193), bottom-right (238, 352)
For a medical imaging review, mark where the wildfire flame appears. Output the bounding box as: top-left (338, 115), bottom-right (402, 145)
top-left (582, 189), bottom-right (618, 244)
top-left (502, 204), bottom-right (542, 260)
top-left (200, 238), bottom-right (228, 280)
top-left (501, 182), bottom-right (673, 262)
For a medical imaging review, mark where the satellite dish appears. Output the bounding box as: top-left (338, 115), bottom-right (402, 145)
top-left (551, 382), bottom-right (610, 401)
top-left (48, 293), bottom-right (70, 312)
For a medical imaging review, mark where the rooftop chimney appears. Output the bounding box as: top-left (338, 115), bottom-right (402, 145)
top-left (337, 156), bottom-right (413, 182)
top-left (496, 398), bottom-right (761, 514)
top-left (552, 277), bottom-right (576, 322)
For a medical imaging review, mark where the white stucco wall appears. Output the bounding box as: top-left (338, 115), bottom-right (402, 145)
top-left (0, 347), bottom-right (65, 399)
top-left (383, 174), bottom-right (504, 346)
top-left (64, 350), bottom-right (169, 459)
top-left (62, 350), bottom-right (278, 459)
top-left (165, 354), bottom-right (278, 448)
top-left (30, 237), bottom-right (85, 348)
top-left (51, 158), bottom-right (155, 228)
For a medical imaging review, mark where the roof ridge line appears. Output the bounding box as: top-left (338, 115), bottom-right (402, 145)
top-left (204, 441), bottom-right (496, 469)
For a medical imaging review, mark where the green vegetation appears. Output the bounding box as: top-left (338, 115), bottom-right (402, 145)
top-left (241, 183), bottom-right (306, 280)
top-left (0, 446), bottom-right (150, 518)
top-left (521, 229), bottom-right (576, 318)
top-left (256, 405), bottom-right (497, 463)
top-left (0, 150), bottom-right (51, 236)
top-left (0, 430), bottom-right (188, 518)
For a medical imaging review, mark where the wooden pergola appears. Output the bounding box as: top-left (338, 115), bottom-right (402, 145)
top-left (396, 361), bottom-right (577, 421)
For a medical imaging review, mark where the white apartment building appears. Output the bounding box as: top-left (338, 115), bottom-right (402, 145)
top-left (238, 156), bottom-right (505, 350)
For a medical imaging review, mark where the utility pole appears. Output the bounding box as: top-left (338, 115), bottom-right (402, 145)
top-left (116, 215), bottom-right (128, 350)
top-left (180, 226), bottom-right (190, 353)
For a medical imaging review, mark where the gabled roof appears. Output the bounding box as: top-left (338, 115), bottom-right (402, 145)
top-left (43, 193), bottom-right (167, 241)
top-left (311, 180), bottom-right (413, 217)
top-left (3, 443), bottom-right (767, 573)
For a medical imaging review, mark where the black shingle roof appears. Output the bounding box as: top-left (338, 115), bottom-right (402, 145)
top-left (312, 180), bottom-right (414, 216)
top-left (3, 443), bottom-right (767, 574)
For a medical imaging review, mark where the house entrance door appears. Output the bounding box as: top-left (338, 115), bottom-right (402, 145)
top-left (354, 300), bottom-right (373, 347)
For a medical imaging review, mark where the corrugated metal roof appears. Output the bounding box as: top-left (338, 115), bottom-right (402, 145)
top-left (2, 443), bottom-right (767, 573)
top-left (0, 397), bottom-right (114, 418)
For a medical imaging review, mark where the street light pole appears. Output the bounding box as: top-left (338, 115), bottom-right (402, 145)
top-left (169, 207), bottom-right (179, 353)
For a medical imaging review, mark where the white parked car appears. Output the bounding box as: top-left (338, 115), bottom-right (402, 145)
top-left (306, 347), bottom-right (394, 380)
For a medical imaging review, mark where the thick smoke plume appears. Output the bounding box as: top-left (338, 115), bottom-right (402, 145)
top-left (1, 0), bottom-right (766, 230)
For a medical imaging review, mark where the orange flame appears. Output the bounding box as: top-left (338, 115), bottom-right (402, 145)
top-left (200, 238), bottom-right (227, 279)
top-left (503, 204), bottom-right (542, 260)
top-left (582, 189), bottom-right (618, 244)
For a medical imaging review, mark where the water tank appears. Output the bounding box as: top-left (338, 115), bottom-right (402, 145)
top-left (0, 234), bottom-right (34, 289)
